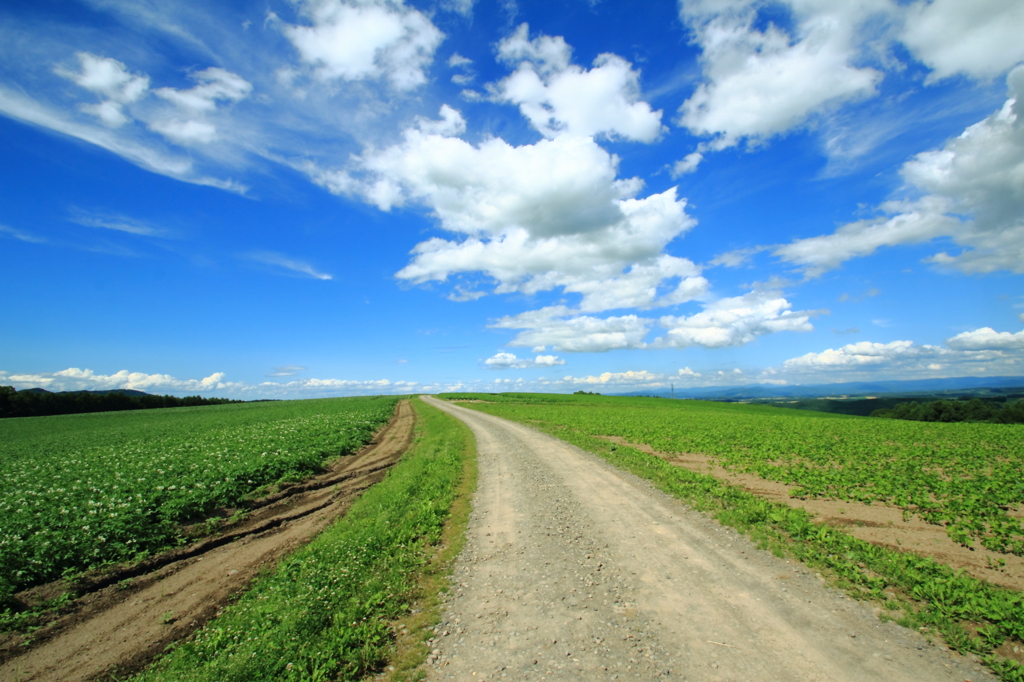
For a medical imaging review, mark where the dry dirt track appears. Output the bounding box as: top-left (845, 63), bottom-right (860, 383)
top-left (421, 396), bottom-right (992, 681)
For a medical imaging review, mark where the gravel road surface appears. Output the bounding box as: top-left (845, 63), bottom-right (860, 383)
top-left (421, 396), bottom-right (992, 681)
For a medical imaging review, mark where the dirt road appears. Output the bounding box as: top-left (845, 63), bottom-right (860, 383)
top-left (421, 396), bottom-right (991, 681)
top-left (0, 400), bottom-right (415, 682)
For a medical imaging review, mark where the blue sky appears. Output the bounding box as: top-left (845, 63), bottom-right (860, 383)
top-left (1, 0), bottom-right (1023, 398)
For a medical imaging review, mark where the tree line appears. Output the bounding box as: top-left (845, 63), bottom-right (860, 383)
top-left (871, 398), bottom-right (1024, 424)
top-left (0, 386), bottom-right (241, 419)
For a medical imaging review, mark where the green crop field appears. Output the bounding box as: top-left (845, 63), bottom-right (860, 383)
top-left (0, 396), bottom-right (399, 602)
top-left (443, 393), bottom-right (1024, 679)
top-left (445, 393), bottom-right (1024, 556)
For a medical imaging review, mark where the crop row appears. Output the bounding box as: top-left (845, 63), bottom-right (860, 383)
top-left (0, 396), bottom-right (399, 601)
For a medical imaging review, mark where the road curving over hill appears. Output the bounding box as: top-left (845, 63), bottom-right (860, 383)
top-left (421, 396), bottom-right (992, 681)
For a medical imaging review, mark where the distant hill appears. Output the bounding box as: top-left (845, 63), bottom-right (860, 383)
top-left (0, 387), bottom-right (239, 418)
top-left (614, 376), bottom-right (1024, 401)
top-left (19, 388), bottom-right (154, 397)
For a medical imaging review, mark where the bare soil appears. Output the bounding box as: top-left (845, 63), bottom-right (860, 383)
top-left (0, 399), bottom-right (415, 682)
top-left (596, 435), bottom-right (1024, 592)
top-left (423, 397), bottom-right (992, 681)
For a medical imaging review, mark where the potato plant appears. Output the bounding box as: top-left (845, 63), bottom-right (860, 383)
top-left (0, 396), bottom-right (398, 600)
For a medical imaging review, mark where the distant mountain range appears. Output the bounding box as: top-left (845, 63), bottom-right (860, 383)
top-left (614, 376), bottom-right (1024, 401)
top-left (18, 388), bottom-right (153, 397)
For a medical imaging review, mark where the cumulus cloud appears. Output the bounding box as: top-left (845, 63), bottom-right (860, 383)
top-left (781, 326), bottom-right (1024, 379)
top-left (0, 367), bottom-right (241, 393)
top-left (279, 0), bottom-right (443, 90)
top-left (483, 352), bottom-right (566, 369)
top-left (319, 107), bottom-right (704, 312)
top-left (0, 366), bottom-right (431, 399)
top-left (654, 289), bottom-right (821, 349)
top-left (490, 24), bottom-right (664, 142)
top-left (55, 52), bottom-right (149, 127)
top-left (676, 1), bottom-right (884, 150)
top-left (670, 152), bottom-right (703, 177)
top-left (253, 377), bottom-right (423, 398)
top-left (57, 55), bottom-right (252, 146)
top-left (946, 327), bottom-right (1024, 351)
top-left (776, 66), bottom-right (1024, 275)
top-left (784, 340), bottom-right (928, 369)
top-left (491, 306), bottom-right (652, 353)
top-left (148, 67), bottom-right (251, 145)
top-left (561, 370), bottom-right (665, 386)
top-left (901, 0), bottom-right (1024, 82)
top-left (489, 287), bottom-right (820, 353)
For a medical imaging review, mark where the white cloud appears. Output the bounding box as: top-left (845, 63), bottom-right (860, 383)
top-left (1, 367), bottom-right (243, 393)
top-left (322, 108), bottom-right (704, 312)
top-left (561, 370), bottom-right (665, 386)
top-left (0, 365), bottom-right (424, 399)
top-left (0, 84), bottom-right (245, 192)
top-left (154, 67), bottom-right (251, 113)
top-left (946, 327), bottom-right (1024, 351)
top-left (677, 1), bottom-right (884, 149)
top-left (483, 352), bottom-right (566, 369)
top-left (259, 377), bottom-right (421, 396)
top-left (55, 52), bottom-right (149, 127)
top-left (901, 0), bottom-right (1024, 82)
top-left (708, 245), bottom-right (765, 268)
top-left (654, 289), bottom-right (821, 349)
top-left (670, 152), bottom-right (703, 177)
top-left (246, 252), bottom-right (333, 280)
top-left (678, 367), bottom-right (701, 377)
top-left (268, 365), bottom-right (308, 377)
top-left (784, 339), bottom-right (927, 369)
top-left (491, 24), bottom-right (664, 142)
top-left (776, 66), bottom-right (1024, 275)
top-left (148, 67), bottom-right (251, 145)
top-left (491, 306), bottom-right (652, 353)
top-left (0, 225), bottom-right (46, 243)
top-left (149, 119), bottom-right (217, 144)
top-left (780, 328), bottom-right (1024, 379)
top-left (280, 0), bottom-right (443, 90)
top-left (441, 0), bottom-right (474, 17)
top-left (489, 287), bottom-right (819, 354)
top-left (70, 211), bottom-right (167, 237)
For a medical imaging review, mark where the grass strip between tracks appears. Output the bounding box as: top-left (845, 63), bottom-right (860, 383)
top-left (459, 405), bottom-right (1024, 682)
top-left (134, 397), bottom-right (475, 682)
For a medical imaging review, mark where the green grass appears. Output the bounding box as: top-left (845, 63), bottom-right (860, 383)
top-left (133, 396), bottom-right (473, 682)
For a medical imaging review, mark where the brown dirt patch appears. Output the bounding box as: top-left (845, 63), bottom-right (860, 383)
top-left (0, 400), bottom-right (416, 682)
top-left (595, 435), bottom-right (1024, 592)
